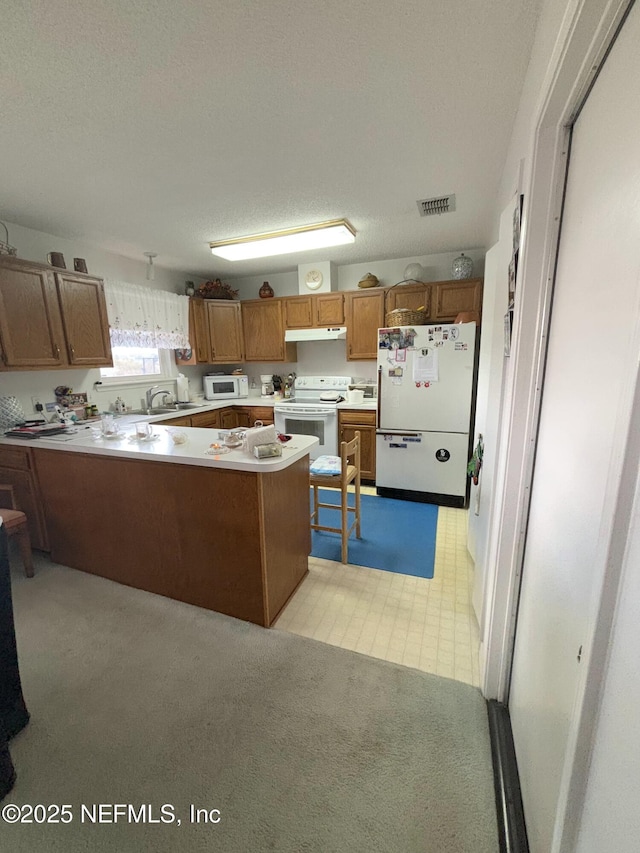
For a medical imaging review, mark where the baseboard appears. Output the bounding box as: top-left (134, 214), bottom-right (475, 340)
top-left (487, 700), bottom-right (530, 853)
top-left (375, 486), bottom-right (466, 508)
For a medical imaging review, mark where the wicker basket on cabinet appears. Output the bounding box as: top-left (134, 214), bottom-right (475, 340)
top-left (384, 308), bottom-right (428, 327)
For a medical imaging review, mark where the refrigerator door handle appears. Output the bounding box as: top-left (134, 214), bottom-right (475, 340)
top-left (377, 365), bottom-right (382, 426)
top-left (376, 430), bottom-right (421, 437)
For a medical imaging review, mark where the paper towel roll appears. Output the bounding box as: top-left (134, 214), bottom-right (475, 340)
top-left (176, 374), bottom-right (189, 403)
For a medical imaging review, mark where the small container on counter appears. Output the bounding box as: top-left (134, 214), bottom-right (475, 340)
top-left (176, 373), bottom-right (189, 403)
top-left (253, 443), bottom-right (282, 459)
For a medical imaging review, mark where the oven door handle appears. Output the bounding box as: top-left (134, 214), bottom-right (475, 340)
top-left (275, 407), bottom-right (335, 416)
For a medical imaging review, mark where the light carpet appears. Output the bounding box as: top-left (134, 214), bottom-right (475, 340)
top-left (4, 553), bottom-right (497, 852)
top-left (311, 489), bottom-right (439, 578)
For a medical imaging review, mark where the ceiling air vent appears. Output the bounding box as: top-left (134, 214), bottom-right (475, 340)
top-left (416, 194), bottom-right (456, 217)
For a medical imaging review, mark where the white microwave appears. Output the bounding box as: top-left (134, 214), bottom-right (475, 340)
top-left (204, 373), bottom-right (249, 400)
top-left (203, 374), bottom-right (249, 400)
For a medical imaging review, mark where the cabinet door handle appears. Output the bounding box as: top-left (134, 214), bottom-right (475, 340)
top-left (70, 345), bottom-right (75, 359)
top-left (54, 343), bottom-right (60, 359)
top-left (0, 345), bottom-right (5, 364)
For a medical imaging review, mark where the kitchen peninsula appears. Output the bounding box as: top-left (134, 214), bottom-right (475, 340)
top-left (0, 425), bottom-right (317, 628)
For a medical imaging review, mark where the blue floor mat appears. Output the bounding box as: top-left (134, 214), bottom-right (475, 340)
top-left (311, 488), bottom-right (438, 578)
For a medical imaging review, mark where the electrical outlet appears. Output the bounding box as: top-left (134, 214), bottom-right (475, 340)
top-left (45, 402), bottom-right (57, 412)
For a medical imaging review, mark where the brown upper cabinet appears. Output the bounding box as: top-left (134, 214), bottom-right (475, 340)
top-left (283, 296), bottom-right (313, 329)
top-left (385, 282), bottom-right (432, 315)
top-left (344, 290), bottom-right (385, 360)
top-left (431, 278), bottom-right (483, 322)
top-left (207, 300), bottom-right (244, 363)
top-left (189, 298), bottom-right (244, 364)
top-left (241, 298), bottom-right (297, 362)
top-left (0, 256), bottom-right (112, 370)
top-left (283, 293), bottom-right (345, 329)
top-left (385, 278), bottom-right (482, 323)
top-left (55, 271), bottom-right (112, 366)
top-left (190, 298), bottom-right (212, 364)
top-left (315, 292), bottom-right (345, 327)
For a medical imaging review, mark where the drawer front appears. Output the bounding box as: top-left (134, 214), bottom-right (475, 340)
top-left (190, 410), bottom-right (221, 429)
top-left (338, 409), bottom-right (377, 427)
top-left (0, 446), bottom-right (31, 471)
top-left (156, 415), bottom-right (192, 427)
top-left (243, 406), bottom-right (274, 425)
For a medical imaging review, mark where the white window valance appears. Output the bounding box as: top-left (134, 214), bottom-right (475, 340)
top-left (103, 280), bottom-right (190, 349)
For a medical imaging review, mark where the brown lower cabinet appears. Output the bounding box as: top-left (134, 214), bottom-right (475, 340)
top-left (33, 448), bottom-right (309, 627)
top-left (220, 408), bottom-right (238, 429)
top-left (0, 446), bottom-right (49, 550)
top-left (156, 406), bottom-right (273, 430)
top-left (338, 409), bottom-right (377, 482)
top-left (235, 406), bottom-right (274, 427)
top-left (189, 410), bottom-right (221, 429)
top-left (1, 403), bottom-right (276, 557)
top-left (155, 415), bottom-right (193, 427)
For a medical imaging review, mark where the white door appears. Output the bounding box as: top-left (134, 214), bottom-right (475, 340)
top-left (508, 7), bottom-right (640, 852)
top-left (377, 323), bottom-right (476, 432)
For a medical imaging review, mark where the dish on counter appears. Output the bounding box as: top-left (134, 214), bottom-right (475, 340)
top-left (102, 431), bottom-right (125, 440)
top-left (205, 443), bottom-right (230, 456)
top-left (128, 433), bottom-right (160, 443)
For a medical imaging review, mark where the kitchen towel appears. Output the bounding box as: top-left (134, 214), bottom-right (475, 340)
top-left (242, 424), bottom-right (277, 455)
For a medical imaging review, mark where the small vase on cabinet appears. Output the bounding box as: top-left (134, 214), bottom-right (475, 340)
top-left (451, 253), bottom-right (473, 280)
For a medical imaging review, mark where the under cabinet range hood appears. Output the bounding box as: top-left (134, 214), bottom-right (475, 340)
top-left (284, 327), bottom-right (347, 342)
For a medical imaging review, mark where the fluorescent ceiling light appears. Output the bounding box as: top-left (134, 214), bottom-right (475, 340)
top-left (210, 219), bottom-right (355, 261)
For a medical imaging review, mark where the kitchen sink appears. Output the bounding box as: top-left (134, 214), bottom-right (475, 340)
top-left (127, 403), bottom-right (204, 415)
top-left (153, 403), bottom-right (203, 411)
top-left (120, 403), bottom-right (205, 417)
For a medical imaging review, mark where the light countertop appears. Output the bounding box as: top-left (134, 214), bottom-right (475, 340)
top-left (0, 394), bottom-right (374, 469)
top-left (0, 425), bottom-right (318, 473)
top-left (119, 396), bottom-right (378, 417)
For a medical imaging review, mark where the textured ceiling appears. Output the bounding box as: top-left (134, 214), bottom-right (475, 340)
top-left (0, 0), bottom-right (540, 278)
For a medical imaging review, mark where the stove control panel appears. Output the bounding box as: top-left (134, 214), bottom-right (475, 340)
top-left (294, 375), bottom-right (352, 392)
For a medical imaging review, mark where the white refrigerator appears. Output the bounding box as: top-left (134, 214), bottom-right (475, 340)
top-left (376, 322), bottom-right (477, 506)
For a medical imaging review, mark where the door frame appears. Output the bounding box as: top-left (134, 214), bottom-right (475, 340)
top-left (482, 0), bottom-right (636, 848)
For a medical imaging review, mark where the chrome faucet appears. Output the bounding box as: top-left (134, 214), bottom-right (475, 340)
top-left (146, 385), bottom-right (172, 410)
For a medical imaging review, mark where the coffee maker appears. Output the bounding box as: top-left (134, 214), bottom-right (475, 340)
top-left (260, 374), bottom-right (274, 398)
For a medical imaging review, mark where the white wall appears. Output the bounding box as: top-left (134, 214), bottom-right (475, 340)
top-left (467, 194), bottom-right (515, 628)
top-left (228, 249), bottom-right (486, 300)
top-left (576, 457), bottom-right (640, 853)
top-left (493, 0), bottom-right (570, 236)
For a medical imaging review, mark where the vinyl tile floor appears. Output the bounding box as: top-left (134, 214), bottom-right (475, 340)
top-left (274, 492), bottom-right (481, 688)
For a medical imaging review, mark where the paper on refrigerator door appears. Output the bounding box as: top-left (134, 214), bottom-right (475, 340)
top-left (413, 348), bottom-right (439, 383)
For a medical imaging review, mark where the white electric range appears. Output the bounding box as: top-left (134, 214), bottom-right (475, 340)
top-left (273, 376), bottom-right (351, 460)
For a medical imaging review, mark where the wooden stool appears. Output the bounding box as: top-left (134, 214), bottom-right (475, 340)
top-left (0, 486), bottom-right (34, 578)
top-left (310, 432), bottom-right (362, 564)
